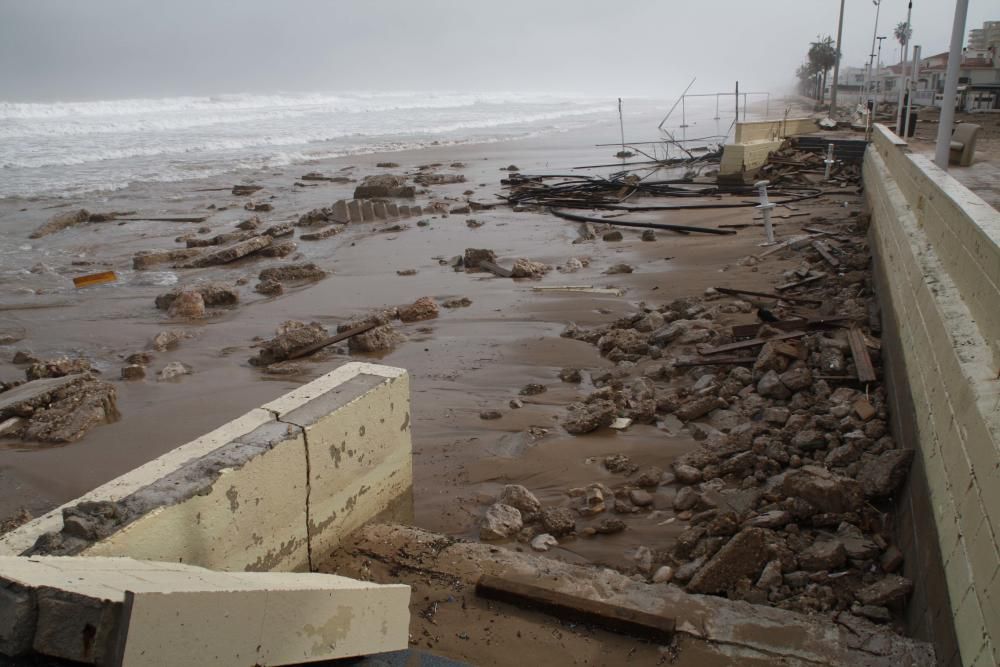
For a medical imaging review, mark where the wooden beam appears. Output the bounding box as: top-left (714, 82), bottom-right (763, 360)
top-left (731, 316), bottom-right (848, 339)
top-left (846, 326), bottom-right (877, 383)
top-left (478, 260), bottom-right (513, 278)
top-left (775, 272), bottom-right (826, 291)
top-left (698, 330), bottom-right (808, 356)
top-left (287, 322), bottom-right (377, 360)
top-left (811, 240), bottom-right (840, 267)
top-left (673, 356), bottom-right (756, 367)
top-left (714, 287), bottom-right (822, 306)
top-left (475, 574), bottom-right (675, 642)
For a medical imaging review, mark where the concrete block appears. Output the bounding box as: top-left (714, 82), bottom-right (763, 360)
top-left (361, 200), bottom-right (375, 222)
top-left (33, 590), bottom-right (118, 664)
top-left (398, 205), bottom-right (410, 217)
top-left (374, 202), bottom-right (388, 220)
top-left (332, 199), bottom-right (349, 222)
top-left (347, 200), bottom-right (362, 223)
top-left (387, 203), bottom-right (399, 218)
top-left (0, 583), bottom-right (35, 656)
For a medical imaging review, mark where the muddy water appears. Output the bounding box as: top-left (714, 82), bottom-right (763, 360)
top-left (0, 110), bottom-right (859, 569)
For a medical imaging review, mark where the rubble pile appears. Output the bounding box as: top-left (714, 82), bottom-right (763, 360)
top-left (0, 374), bottom-right (119, 443)
top-left (759, 142), bottom-right (861, 187)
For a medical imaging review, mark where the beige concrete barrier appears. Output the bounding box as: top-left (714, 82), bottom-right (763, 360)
top-left (720, 117), bottom-right (819, 177)
top-left (865, 124), bottom-right (1000, 667)
top-left (0, 362), bottom-right (412, 573)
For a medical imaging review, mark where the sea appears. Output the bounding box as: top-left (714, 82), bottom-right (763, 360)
top-left (0, 91), bottom-right (638, 200)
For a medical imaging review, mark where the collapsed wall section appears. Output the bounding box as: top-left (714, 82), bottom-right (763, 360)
top-left (0, 362), bottom-right (413, 574)
top-left (720, 117), bottom-right (819, 176)
top-left (864, 125), bottom-right (1000, 667)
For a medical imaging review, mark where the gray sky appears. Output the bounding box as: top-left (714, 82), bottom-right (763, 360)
top-left (0, 0), bottom-right (996, 101)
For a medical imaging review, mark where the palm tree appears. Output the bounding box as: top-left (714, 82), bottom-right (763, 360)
top-left (894, 21), bottom-right (911, 55)
top-left (808, 36), bottom-right (838, 104)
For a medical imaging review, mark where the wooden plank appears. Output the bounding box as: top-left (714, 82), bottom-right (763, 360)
top-left (698, 330), bottom-right (808, 356)
top-left (72, 271), bottom-right (117, 288)
top-left (673, 356), bottom-right (756, 367)
top-left (846, 326), bottom-right (877, 383)
top-left (475, 574), bottom-right (674, 642)
top-left (532, 285), bottom-right (624, 296)
top-left (287, 322), bottom-right (377, 360)
top-left (478, 260), bottom-right (513, 278)
top-left (775, 272), bottom-right (826, 292)
top-left (811, 240), bottom-right (840, 267)
top-left (731, 316), bottom-right (848, 338)
top-left (116, 216), bottom-right (208, 223)
top-left (755, 233), bottom-right (825, 259)
top-left (714, 287), bottom-right (822, 306)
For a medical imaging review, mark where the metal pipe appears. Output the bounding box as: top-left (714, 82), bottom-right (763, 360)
top-left (754, 180), bottom-right (776, 245)
top-left (824, 143), bottom-right (836, 180)
top-left (866, 1), bottom-right (883, 103)
top-left (831, 0), bottom-right (846, 112)
top-left (935, 0), bottom-right (970, 169)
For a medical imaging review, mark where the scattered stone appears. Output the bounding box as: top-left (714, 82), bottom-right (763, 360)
top-left (673, 464), bottom-right (703, 485)
top-left (652, 565), bottom-right (674, 583)
top-left (157, 362), bottom-right (191, 381)
top-left (255, 280), bottom-right (283, 296)
top-left (799, 539), bottom-right (847, 571)
top-left (179, 235), bottom-right (272, 268)
top-left (120, 365), bottom-right (145, 381)
top-left (604, 263), bottom-right (634, 275)
top-left (530, 534), bottom-right (558, 552)
top-left (442, 297), bottom-right (472, 308)
top-left (25, 357), bottom-right (92, 381)
top-left (397, 269), bottom-right (418, 276)
top-left (354, 174), bottom-right (415, 198)
top-left (604, 455), bottom-right (638, 475)
top-left (509, 398), bottom-right (523, 409)
top-left (133, 249), bottom-right (201, 270)
top-left (559, 368), bottom-right (582, 383)
top-left (151, 330), bottom-right (188, 352)
top-left (880, 545), bottom-right (904, 573)
top-left (673, 486), bottom-right (699, 511)
top-left (519, 383), bottom-right (546, 396)
top-left (596, 518), bottom-right (626, 535)
top-left (629, 489), bottom-right (654, 507)
top-left (562, 399), bottom-right (616, 434)
top-left (166, 290), bottom-right (206, 319)
top-left (497, 485), bottom-right (541, 520)
top-left (463, 248), bottom-right (496, 271)
top-left (855, 575), bottom-right (913, 606)
top-left (510, 259), bottom-right (550, 279)
top-left (641, 230), bottom-right (657, 242)
top-left (479, 503), bottom-right (523, 540)
top-left (398, 297), bottom-right (439, 323)
top-left (781, 466), bottom-right (864, 514)
top-left (858, 449), bottom-right (914, 498)
top-left (602, 231), bottom-right (623, 242)
top-left (540, 507), bottom-right (575, 536)
top-left (258, 263), bottom-right (327, 283)
top-left (12, 351), bottom-right (38, 365)
top-left (259, 240), bottom-right (297, 258)
top-left (249, 322), bottom-right (327, 366)
top-left (29, 209), bottom-right (91, 238)
top-left (757, 370), bottom-right (791, 399)
top-left (687, 528), bottom-right (769, 594)
top-left (232, 185), bottom-right (262, 196)
top-left (480, 410), bottom-right (502, 420)
top-left (756, 560), bottom-right (783, 590)
top-left (675, 396), bottom-right (726, 422)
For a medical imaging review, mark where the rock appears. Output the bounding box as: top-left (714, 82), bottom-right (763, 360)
top-left (259, 240), bottom-right (297, 258)
top-left (757, 370), bottom-right (791, 399)
top-left (249, 322), bottom-right (327, 366)
top-left (781, 466), bottom-right (864, 514)
top-left (413, 173), bottom-right (466, 186)
top-left (852, 398), bottom-right (877, 421)
top-left (791, 429), bottom-right (826, 450)
top-left (156, 283), bottom-right (240, 311)
top-left (762, 407), bottom-right (790, 424)
top-left (263, 361), bottom-right (306, 375)
top-left (498, 485), bottom-right (541, 520)
top-left (479, 503), bottom-right (523, 540)
top-left (353, 174), bottom-right (415, 198)
top-left (634, 466), bottom-right (663, 488)
top-left (649, 322), bottom-right (686, 346)
top-left (11, 351), bottom-right (37, 365)
top-left (858, 449), bottom-right (914, 498)
top-left (540, 507), bottom-right (576, 536)
top-left (166, 290), bottom-right (206, 319)
top-left (673, 557), bottom-right (707, 584)
top-left (629, 489), bottom-right (654, 507)
top-left (597, 329), bottom-right (648, 356)
top-left (509, 398), bottom-right (523, 409)
top-left (798, 539), bottom-right (847, 570)
top-left (18, 379), bottom-right (119, 443)
top-left (779, 364), bottom-right (813, 391)
top-left (673, 486), bottom-right (699, 511)
top-left (756, 559), bottom-right (783, 590)
top-left (157, 362), bottom-right (191, 382)
top-left (151, 330), bottom-right (188, 352)
top-left (558, 368), bottom-right (582, 383)
top-left (633, 312), bottom-right (665, 333)
top-left (880, 545), bottom-right (904, 573)
top-left (673, 463), bottom-right (703, 485)
top-left (441, 297), bottom-right (472, 308)
top-left (675, 396), bottom-right (726, 422)
top-left (687, 528), bottom-right (770, 594)
top-left (855, 575), bottom-right (913, 606)
top-left (826, 443), bottom-right (860, 467)
top-left (29, 209), bottom-right (91, 238)
top-left (255, 279), bottom-right (283, 296)
top-left (398, 297), bottom-right (439, 323)
top-left (510, 259), bottom-right (550, 279)
top-left (530, 533), bottom-right (558, 552)
top-left (641, 230), bottom-right (656, 242)
top-left (604, 263), bottom-right (633, 275)
top-left (236, 217), bottom-right (262, 230)
top-left (743, 510), bottom-right (792, 529)
top-left (258, 263), bottom-right (327, 283)
top-left (25, 357), bottom-right (92, 381)
top-left (596, 518), bottom-right (626, 534)
top-left (232, 185), bottom-right (262, 196)
top-left (120, 365), bottom-right (145, 381)
top-left (186, 230), bottom-right (256, 248)
top-left (519, 383), bottom-right (546, 396)
top-left (602, 231), bottom-right (623, 242)
top-left (376, 162), bottom-right (400, 168)
top-left (604, 455), bottom-right (638, 474)
top-left (707, 408), bottom-right (742, 432)
top-left (349, 324), bottom-right (403, 353)
top-left (580, 486), bottom-right (606, 516)
top-left (652, 565), bottom-right (674, 583)
top-left (479, 410), bottom-right (502, 420)
top-left (463, 248), bottom-right (496, 270)
top-left (180, 235), bottom-right (272, 267)
top-left (855, 605), bottom-right (892, 623)
top-left (562, 399), bottom-right (616, 435)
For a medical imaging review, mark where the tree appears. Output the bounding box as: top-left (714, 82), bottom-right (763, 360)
top-left (808, 36), bottom-right (838, 104)
top-left (894, 21), bottom-right (911, 52)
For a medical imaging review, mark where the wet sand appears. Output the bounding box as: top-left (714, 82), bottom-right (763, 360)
top-left (0, 108), bottom-right (858, 568)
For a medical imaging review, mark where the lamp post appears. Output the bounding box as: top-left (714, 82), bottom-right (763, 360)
top-left (935, 0), bottom-right (970, 169)
top-left (865, 1), bottom-right (883, 103)
top-left (875, 36), bottom-right (886, 103)
top-left (830, 0), bottom-right (846, 112)
top-left (895, 1), bottom-right (914, 136)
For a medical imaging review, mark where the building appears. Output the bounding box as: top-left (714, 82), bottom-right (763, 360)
top-left (968, 20), bottom-right (1000, 50)
top-left (871, 45), bottom-right (999, 111)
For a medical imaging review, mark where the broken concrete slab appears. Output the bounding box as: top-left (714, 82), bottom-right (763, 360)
top-left (0, 375), bottom-right (89, 420)
top-left (0, 555), bottom-right (409, 665)
top-left (178, 235), bottom-right (272, 268)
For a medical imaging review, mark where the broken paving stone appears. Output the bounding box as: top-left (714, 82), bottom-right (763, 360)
top-left (166, 290), bottom-right (206, 319)
top-left (603, 263), bottom-right (634, 275)
top-left (479, 503), bottom-right (522, 540)
top-left (675, 395), bottom-right (726, 422)
top-left (539, 507), bottom-right (576, 536)
top-left (258, 262), bottom-right (327, 283)
top-left (855, 575), bottom-right (913, 606)
top-left (686, 527), bottom-right (769, 595)
top-left (157, 362), bottom-right (191, 381)
top-left (353, 174), bottom-right (415, 198)
top-left (180, 235), bottom-right (272, 267)
top-left (398, 297), bottom-right (439, 323)
top-left (19, 378), bottom-right (119, 444)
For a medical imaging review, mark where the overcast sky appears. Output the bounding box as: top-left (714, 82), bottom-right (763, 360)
top-left (0, 0), bottom-right (995, 102)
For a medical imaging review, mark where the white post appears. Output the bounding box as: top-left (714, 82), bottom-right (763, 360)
top-left (895, 1), bottom-right (913, 135)
top-left (904, 45), bottom-right (921, 139)
top-left (830, 0), bottom-right (846, 112)
top-left (824, 143), bottom-right (836, 180)
top-left (935, 0), bottom-right (970, 169)
top-left (755, 180), bottom-right (776, 246)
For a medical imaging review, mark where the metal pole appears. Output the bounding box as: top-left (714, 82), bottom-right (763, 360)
top-left (866, 1), bottom-right (883, 103)
top-left (895, 1), bottom-right (913, 136)
top-left (824, 143), bottom-right (836, 180)
top-left (743, 93), bottom-right (747, 120)
top-left (735, 80), bottom-right (739, 123)
top-left (876, 36), bottom-right (885, 103)
top-left (714, 93), bottom-right (720, 120)
top-left (831, 0), bottom-right (846, 112)
top-left (618, 97), bottom-right (626, 157)
top-left (681, 95), bottom-right (687, 128)
top-left (755, 181), bottom-right (776, 246)
top-left (935, 0), bottom-right (970, 169)
top-left (765, 92), bottom-right (770, 118)
top-left (904, 45), bottom-right (920, 138)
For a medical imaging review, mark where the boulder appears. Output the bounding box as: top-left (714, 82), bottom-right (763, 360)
top-left (166, 290), bottom-right (206, 319)
top-left (539, 507), bottom-right (576, 536)
top-left (562, 399), bottom-right (616, 435)
top-left (463, 248), bottom-right (496, 270)
top-left (249, 322), bottom-right (327, 366)
top-left (757, 370), bottom-right (791, 399)
top-left (687, 527), bottom-right (770, 594)
top-left (780, 466), bottom-right (864, 514)
top-left (798, 539), bottom-right (847, 571)
top-left (353, 174), bottom-right (415, 198)
top-left (479, 503), bottom-right (523, 540)
top-left (258, 263), bottom-right (327, 283)
top-left (510, 259), bottom-right (550, 279)
top-left (398, 297), bottom-right (439, 323)
top-left (498, 485), bottom-right (541, 520)
top-left (858, 449), bottom-right (914, 498)
top-left (855, 575), bottom-right (913, 606)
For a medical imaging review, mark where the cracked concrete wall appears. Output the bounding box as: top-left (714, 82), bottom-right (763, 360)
top-left (865, 125), bottom-right (1000, 667)
top-left (0, 363), bottom-right (413, 574)
top-left (720, 118), bottom-right (818, 176)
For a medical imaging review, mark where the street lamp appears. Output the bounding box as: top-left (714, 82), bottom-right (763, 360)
top-left (866, 0), bottom-right (883, 103)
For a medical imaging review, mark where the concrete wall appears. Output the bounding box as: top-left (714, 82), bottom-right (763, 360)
top-left (864, 125), bottom-right (1000, 667)
top-left (720, 117), bottom-right (819, 176)
top-left (0, 362), bottom-right (413, 573)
